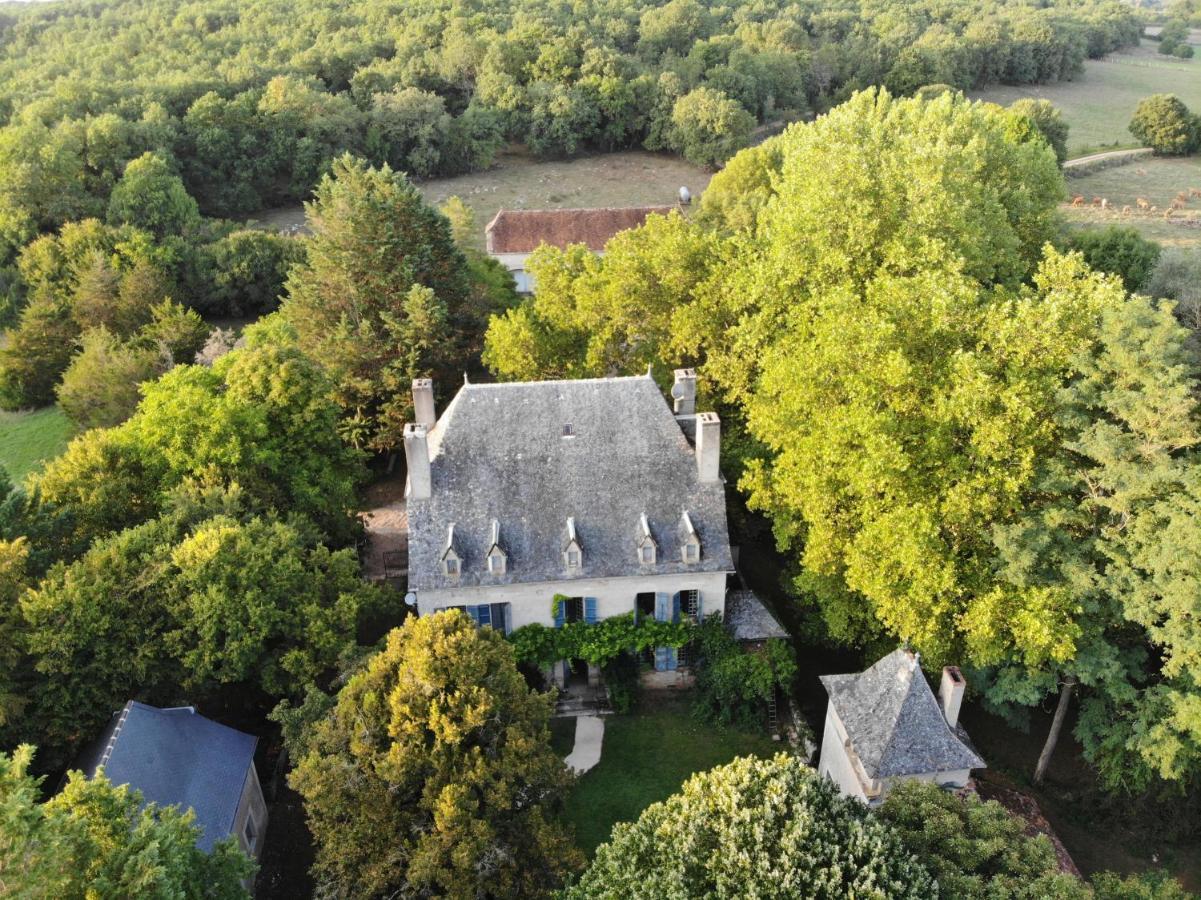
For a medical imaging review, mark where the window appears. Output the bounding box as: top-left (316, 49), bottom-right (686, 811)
top-left (567, 549), bottom-right (580, 568)
top-left (444, 557), bottom-right (459, 576)
top-left (565, 596), bottom-right (584, 623)
top-left (635, 592), bottom-right (656, 621)
top-left (487, 552), bottom-right (505, 575)
top-left (640, 545), bottom-right (655, 564)
top-left (683, 542), bottom-right (699, 563)
top-left (680, 590), bottom-right (700, 623)
top-left (562, 423), bottom-right (574, 437)
top-left (243, 811), bottom-right (258, 851)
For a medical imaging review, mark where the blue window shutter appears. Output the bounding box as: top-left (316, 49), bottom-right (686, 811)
top-left (696, 592), bottom-right (703, 621)
top-left (655, 592), bottom-right (669, 622)
top-left (585, 597), bottom-right (598, 624)
top-left (491, 603), bottom-right (508, 635)
top-left (665, 647), bottom-right (678, 671)
top-left (476, 604), bottom-right (491, 628)
top-left (554, 600), bottom-right (565, 628)
top-left (672, 593), bottom-right (681, 624)
top-left (655, 647), bottom-right (669, 671)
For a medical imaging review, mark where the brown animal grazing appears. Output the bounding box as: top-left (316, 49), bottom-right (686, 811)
top-left (1190, 188), bottom-right (1201, 199)
top-left (1164, 208), bottom-right (1174, 220)
top-left (1121, 205), bottom-right (1132, 216)
top-left (1150, 206), bottom-right (1158, 214)
top-left (1100, 198), bottom-right (1109, 210)
top-left (1135, 168), bottom-right (1147, 176)
top-left (1092, 196), bottom-right (1104, 207)
top-left (1071, 195), bottom-right (1085, 207)
top-left (1177, 191), bottom-right (1190, 203)
top-left (1137, 197), bottom-right (1151, 210)
top-left (1170, 199), bottom-right (1186, 211)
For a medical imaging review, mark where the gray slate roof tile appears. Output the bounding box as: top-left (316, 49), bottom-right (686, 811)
top-left (819, 649), bottom-right (984, 779)
top-left (408, 375), bottom-right (733, 591)
top-left (79, 701), bottom-right (256, 852)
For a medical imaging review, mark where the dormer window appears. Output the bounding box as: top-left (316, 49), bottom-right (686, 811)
top-left (679, 510), bottom-right (701, 564)
top-left (485, 518), bottom-right (508, 576)
top-left (441, 523), bottom-right (463, 578)
top-left (563, 517), bottom-right (582, 569)
top-left (636, 513), bottom-right (657, 565)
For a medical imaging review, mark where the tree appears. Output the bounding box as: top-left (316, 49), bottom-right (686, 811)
top-left (1145, 247), bottom-right (1201, 332)
top-left (1009, 98), bottom-right (1070, 165)
top-left (0, 292), bottom-right (77, 409)
top-left (1128, 95), bottom-right (1201, 156)
top-left (106, 151), bottom-right (201, 239)
top-left (0, 537), bottom-right (29, 733)
top-left (667, 86), bottom-right (755, 168)
top-left (56, 326), bottom-right (160, 430)
top-left (879, 781), bottom-right (1088, 898)
top-left (565, 754), bottom-right (935, 899)
top-left (288, 611), bottom-right (583, 898)
top-left (1067, 226), bottom-right (1162, 292)
top-left (281, 155), bottom-right (469, 451)
top-left (0, 745), bottom-right (253, 898)
top-left (696, 133), bottom-right (785, 233)
top-left (202, 229), bottom-right (304, 317)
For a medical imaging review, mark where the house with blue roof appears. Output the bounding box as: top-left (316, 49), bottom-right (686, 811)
top-left (77, 701), bottom-right (267, 865)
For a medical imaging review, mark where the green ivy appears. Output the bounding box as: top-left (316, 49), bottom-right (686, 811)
top-left (692, 617), bottom-right (797, 728)
top-left (507, 613), bottom-right (696, 668)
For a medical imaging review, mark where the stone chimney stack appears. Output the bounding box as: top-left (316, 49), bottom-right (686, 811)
top-left (939, 666), bottom-right (966, 729)
top-left (671, 368), bottom-right (697, 416)
top-left (403, 423), bottom-right (432, 500)
top-left (412, 378), bottom-right (436, 427)
top-left (696, 411), bottom-right (721, 483)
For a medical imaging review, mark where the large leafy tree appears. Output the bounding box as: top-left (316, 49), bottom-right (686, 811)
top-left (1128, 95), bottom-right (1200, 156)
top-left (106, 151), bottom-right (201, 239)
top-left (288, 610), bottom-right (583, 898)
top-left (0, 745), bottom-right (253, 898)
top-left (281, 154), bottom-right (470, 451)
top-left (565, 754), bottom-right (935, 899)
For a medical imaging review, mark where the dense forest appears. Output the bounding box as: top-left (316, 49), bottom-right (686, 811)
top-left (0, 0), bottom-right (1139, 245)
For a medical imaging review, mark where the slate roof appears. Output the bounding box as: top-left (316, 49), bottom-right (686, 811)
top-left (408, 374), bottom-right (734, 592)
top-left (819, 649), bottom-right (984, 779)
top-left (725, 589), bottom-right (789, 640)
top-left (485, 207), bottom-right (675, 254)
top-left (77, 701), bottom-right (257, 852)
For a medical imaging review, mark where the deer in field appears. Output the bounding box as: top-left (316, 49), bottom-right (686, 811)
top-left (1071, 195), bottom-right (1085, 207)
top-left (1137, 197), bottom-right (1151, 210)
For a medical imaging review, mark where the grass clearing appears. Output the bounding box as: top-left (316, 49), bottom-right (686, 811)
top-left (0, 406), bottom-right (71, 482)
top-left (1061, 156), bottom-right (1201, 248)
top-left (252, 149), bottom-right (711, 253)
top-left (973, 41), bottom-right (1201, 158)
top-left (560, 692), bottom-right (781, 855)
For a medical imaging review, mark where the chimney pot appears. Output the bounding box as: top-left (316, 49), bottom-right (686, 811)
top-left (412, 379), bottom-right (436, 426)
top-left (671, 368), bottom-right (697, 416)
top-left (939, 666), bottom-right (966, 730)
top-left (403, 423), bottom-right (432, 500)
top-left (695, 411), bottom-right (720, 483)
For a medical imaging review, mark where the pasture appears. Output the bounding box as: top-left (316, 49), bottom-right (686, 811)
top-left (253, 149), bottom-right (710, 252)
top-left (1062, 157), bottom-right (1201, 248)
top-left (973, 41), bottom-right (1201, 158)
top-left (0, 406), bottom-right (71, 482)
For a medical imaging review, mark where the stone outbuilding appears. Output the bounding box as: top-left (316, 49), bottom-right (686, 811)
top-left (817, 648), bottom-right (984, 805)
top-left (76, 701), bottom-right (267, 868)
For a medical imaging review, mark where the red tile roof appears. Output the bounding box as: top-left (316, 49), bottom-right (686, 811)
top-left (485, 206), bottom-right (676, 254)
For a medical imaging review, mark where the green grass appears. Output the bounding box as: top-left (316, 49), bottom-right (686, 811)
top-left (253, 149), bottom-right (711, 253)
top-left (1060, 156), bottom-right (1201, 249)
top-left (973, 41), bottom-right (1201, 158)
top-left (0, 406), bottom-right (71, 482)
top-left (560, 693), bottom-right (781, 855)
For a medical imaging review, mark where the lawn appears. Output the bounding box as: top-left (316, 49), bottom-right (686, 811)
top-left (1061, 156), bottom-right (1201, 249)
top-left (0, 406), bottom-right (71, 482)
top-left (973, 40), bottom-right (1201, 158)
top-left (559, 693), bottom-right (782, 855)
top-left (253, 149), bottom-right (711, 253)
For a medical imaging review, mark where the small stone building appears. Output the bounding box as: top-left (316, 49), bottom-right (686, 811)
top-left (77, 701), bottom-right (267, 866)
top-left (817, 648), bottom-right (984, 805)
top-left (403, 370), bottom-right (767, 689)
top-left (484, 206), bottom-right (674, 293)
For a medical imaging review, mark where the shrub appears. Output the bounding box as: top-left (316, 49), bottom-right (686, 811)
top-left (1129, 94), bottom-right (1201, 155)
top-left (691, 616), bottom-right (796, 729)
top-left (1067, 227), bottom-right (1162, 292)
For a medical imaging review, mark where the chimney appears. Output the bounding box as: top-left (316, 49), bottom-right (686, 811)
top-left (403, 423), bottom-right (432, 500)
top-left (671, 368), bottom-right (697, 416)
top-left (412, 378), bottom-right (436, 427)
top-left (695, 411), bottom-right (720, 483)
top-left (939, 666), bottom-right (966, 729)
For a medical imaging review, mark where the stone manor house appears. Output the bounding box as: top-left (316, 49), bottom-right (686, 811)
top-left (402, 370), bottom-right (782, 688)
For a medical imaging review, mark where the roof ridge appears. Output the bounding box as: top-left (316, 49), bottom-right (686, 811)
top-left (462, 373), bottom-right (656, 390)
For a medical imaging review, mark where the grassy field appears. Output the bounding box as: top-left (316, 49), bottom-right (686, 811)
top-left (973, 41), bottom-right (1201, 158)
top-left (0, 406), bottom-right (71, 482)
top-left (1061, 156), bottom-right (1201, 248)
top-left (560, 693), bottom-right (781, 855)
top-left (254, 149), bottom-right (710, 253)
